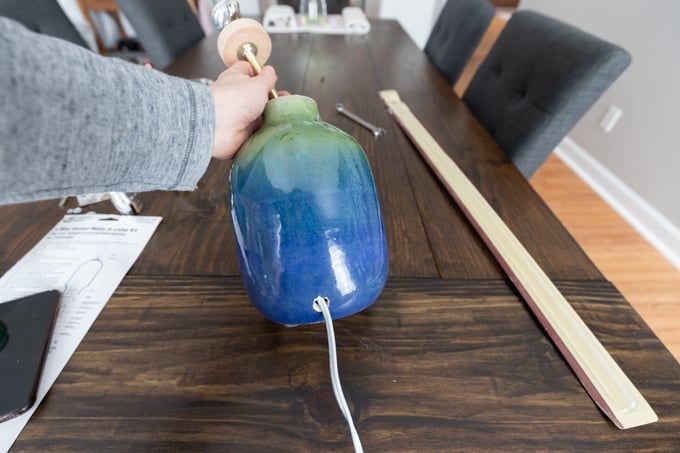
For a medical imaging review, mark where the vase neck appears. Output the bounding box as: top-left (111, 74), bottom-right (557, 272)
top-left (263, 95), bottom-right (320, 126)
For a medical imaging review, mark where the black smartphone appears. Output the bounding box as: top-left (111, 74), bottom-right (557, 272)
top-left (0, 290), bottom-right (61, 423)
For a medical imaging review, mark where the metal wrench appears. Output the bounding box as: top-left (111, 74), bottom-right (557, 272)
top-left (335, 103), bottom-right (386, 138)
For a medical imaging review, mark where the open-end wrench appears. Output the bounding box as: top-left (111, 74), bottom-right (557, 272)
top-left (335, 103), bottom-right (386, 138)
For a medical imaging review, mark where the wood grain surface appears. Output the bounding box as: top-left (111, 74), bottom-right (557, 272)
top-left (0, 21), bottom-right (601, 280)
top-left (533, 155), bottom-right (680, 360)
top-left (378, 88), bottom-right (657, 428)
top-left (2, 20), bottom-right (679, 452)
top-left (12, 277), bottom-right (680, 452)
top-left (365, 20), bottom-right (602, 281)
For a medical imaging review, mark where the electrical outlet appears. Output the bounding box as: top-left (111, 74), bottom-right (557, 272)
top-left (600, 105), bottom-right (623, 133)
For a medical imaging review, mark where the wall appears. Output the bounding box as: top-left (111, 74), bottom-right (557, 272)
top-left (519, 0), bottom-right (680, 266)
top-left (378, 0), bottom-right (444, 49)
top-left (237, 0), bottom-right (262, 15)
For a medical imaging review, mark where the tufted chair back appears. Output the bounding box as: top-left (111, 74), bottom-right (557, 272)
top-left (463, 11), bottom-right (631, 178)
top-left (425, 0), bottom-right (495, 85)
top-left (117, 0), bottom-right (205, 70)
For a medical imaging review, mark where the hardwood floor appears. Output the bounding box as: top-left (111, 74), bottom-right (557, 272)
top-left (457, 12), bottom-right (680, 361)
top-left (531, 156), bottom-right (680, 361)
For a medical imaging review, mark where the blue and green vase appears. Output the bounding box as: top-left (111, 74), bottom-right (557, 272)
top-left (229, 95), bottom-right (389, 325)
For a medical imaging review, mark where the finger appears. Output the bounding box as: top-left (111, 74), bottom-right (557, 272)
top-left (225, 61), bottom-right (255, 76)
top-left (256, 66), bottom-right (278, 91)
top-left (278, 90), bottom-right (291, 96)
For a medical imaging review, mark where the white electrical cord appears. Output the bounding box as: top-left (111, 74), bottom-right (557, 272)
top-left (313, 296), bottom-right (364, 453)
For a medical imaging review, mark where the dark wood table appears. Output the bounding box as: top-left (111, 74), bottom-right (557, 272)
top-left (3, 20), bottom-right (679, 451)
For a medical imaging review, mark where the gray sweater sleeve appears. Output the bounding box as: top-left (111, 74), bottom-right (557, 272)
top-left (0, 18), bottom-right (214, 205)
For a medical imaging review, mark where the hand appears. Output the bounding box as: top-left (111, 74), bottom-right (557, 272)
top-left (209, 61), bottom-right (277, 159)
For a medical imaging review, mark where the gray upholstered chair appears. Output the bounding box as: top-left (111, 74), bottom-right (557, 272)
top-left (463, 11), bottom-right (631, 178)
top-left (117, 0), bottom-right (205, 70)
top-left (425, 0), bottom-right (495, 85)
top-left (0, 0), bottom-right (86, 47)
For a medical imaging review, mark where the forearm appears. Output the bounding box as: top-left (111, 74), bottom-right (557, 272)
top-left (0, 18), bottom-right (214, 205)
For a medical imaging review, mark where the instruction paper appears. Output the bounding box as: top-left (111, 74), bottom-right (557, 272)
top-left (0, 214), bottom-right (161, 452)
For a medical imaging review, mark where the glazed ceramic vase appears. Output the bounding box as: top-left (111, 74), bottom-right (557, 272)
top-left (230, 95), bottom-right (389, 325)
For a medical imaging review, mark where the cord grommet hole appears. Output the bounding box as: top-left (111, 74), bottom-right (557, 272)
top-left (312, 296), bottom-right (330, 313)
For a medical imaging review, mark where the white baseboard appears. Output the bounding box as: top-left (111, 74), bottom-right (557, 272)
top-left (554, 137), bottom-right (680, 271)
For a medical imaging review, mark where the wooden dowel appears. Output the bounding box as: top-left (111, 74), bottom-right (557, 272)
top-left (379, 89), bottom-right (657, 430)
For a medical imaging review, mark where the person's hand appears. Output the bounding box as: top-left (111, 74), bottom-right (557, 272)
top-left (209, 61), bottom-right (277, 159)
